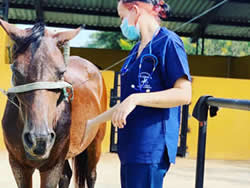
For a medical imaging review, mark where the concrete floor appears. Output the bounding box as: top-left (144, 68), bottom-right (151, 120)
top-left (0, 151), bottom-right (249, 188)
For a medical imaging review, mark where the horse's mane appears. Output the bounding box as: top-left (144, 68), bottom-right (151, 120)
top-left (12, 22), bottom-right (45, 58)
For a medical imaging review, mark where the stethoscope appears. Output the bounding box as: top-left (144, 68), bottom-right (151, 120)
top-left (120, 28), bottom-right (160, 93)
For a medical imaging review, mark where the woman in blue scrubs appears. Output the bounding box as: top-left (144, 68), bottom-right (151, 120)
top-left (87, 0), bottom-right (192, 187)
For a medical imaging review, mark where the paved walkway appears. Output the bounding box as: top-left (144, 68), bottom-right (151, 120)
top-left (0, 151), bottom-right (249, 188)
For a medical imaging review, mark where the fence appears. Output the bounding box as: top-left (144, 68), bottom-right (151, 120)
top-left (192, 96), bottom-right (250, 188)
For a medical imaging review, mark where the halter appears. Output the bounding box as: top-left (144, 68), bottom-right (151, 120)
top-left (2, 81), bottom-right (74, 104)
top-left (0, 41), bottom-right (74, 108)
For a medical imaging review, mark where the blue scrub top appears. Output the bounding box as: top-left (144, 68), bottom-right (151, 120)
top-left (118, 27), bottom-right (191, 165)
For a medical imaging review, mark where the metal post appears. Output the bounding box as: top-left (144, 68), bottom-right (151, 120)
top-left (195, 121), bottom-right (208, 188)
top-left (201, 37), bottom-right (205, 55)
top-left (192, 96), bottom-right (211, 188)
top-left (110, 72), bottom-right (120, 152)
top-left (35, 0), bottom-right (44, 22)
top-left (196, 40), bottom-right (199, 55)
top-left (3, 0), bottom-right (9, 21)
top-left (178, 105), bottom-right (189, 157)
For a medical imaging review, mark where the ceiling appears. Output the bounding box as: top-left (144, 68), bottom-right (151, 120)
top-left (0, 0), bottom-right (249, 41)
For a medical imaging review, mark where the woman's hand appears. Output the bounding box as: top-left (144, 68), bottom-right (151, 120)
top-left (112, 94), bottom-right (137, 129)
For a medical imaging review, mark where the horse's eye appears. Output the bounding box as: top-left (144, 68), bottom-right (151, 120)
top-left (13, 70), bottom-right (25, 80)
top-left (50, 89), bottom-right (61, 93)
top-left (57, 71), bottom-right (66, 80)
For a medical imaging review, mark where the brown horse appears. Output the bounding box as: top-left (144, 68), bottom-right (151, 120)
top-left (0, 19), bottom-right (107, 188)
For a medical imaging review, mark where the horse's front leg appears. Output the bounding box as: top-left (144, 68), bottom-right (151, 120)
top-left (9, 154), bottom-right (34, 188)
top-left (59, 160), bottom-right (72, 188)
top-left (40, 160), bottom-right (65, 188)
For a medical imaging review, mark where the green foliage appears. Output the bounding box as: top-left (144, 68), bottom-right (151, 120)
top-left (181, 37), bottom-right (197, 55)
top-left (87, 32), bottom-right (123, 49)
top-left (119, 39), bottom-right (137, 50)
top-left (181, 37), bottom-right (250, 57)
top-left (204, 39), bottom-right (249, 57)
top-left (87, 31), bottom-right (136, 50)
top-left (87, 31), bottom-right (250, 57)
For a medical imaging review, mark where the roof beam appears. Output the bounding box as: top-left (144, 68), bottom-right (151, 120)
top-left (209, 0), bottom-right (250, 3)
top-left (9, 3), bottom-right (118, 17)
top-left (35, 0), bottom-right (44, 22)
top-left (175, 31), bottom-right (250, 41)
top-left (8, 3), bottom-right (250, 27)
top-left (191, 0), bottom-right (229, 42)
top-left (229, 0), bottom-right (250, 3)
top-left (168, 16), bottom-right (250, 27)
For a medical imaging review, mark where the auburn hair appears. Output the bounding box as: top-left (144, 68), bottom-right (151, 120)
top-left (118, 0), bottom-right (170, 21)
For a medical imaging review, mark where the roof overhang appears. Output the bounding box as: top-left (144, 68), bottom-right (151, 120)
top-left (0, 0), bottom-right (249, 41)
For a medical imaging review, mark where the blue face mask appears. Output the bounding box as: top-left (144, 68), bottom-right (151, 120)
top-left (120, 18), bottom-right (140, 41)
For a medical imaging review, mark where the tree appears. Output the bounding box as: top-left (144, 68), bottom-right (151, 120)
top-left (87, 31), bottom-right (250, 57)
top-left (87, 31), bottom-right (136, 50)
top-left (87, 32), bottom-right (123, 49)
top-left (204, 39), bottom-right (250, 57)
top-left (181, 37), bottom-right (197, 55)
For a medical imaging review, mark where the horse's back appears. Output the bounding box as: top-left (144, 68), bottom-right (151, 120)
top-left (66, 56), bottom-right (103, 93)
top-left (65, 56), bottom-right (107, 158)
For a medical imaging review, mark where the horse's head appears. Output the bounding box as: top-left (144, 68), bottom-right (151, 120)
top-left (0, 19), bottom-right (80, 160)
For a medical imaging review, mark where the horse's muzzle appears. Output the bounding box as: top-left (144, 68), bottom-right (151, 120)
top-left (23, 131), bottom-right (56, 160)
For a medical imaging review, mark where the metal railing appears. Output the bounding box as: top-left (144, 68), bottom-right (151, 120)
top-left (0, 0), bottom-right (9, 21)
top-left (192, 96), bottom-right (250, 188)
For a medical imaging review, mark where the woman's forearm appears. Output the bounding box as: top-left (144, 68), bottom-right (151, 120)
top-left (132, 77), bottom-right (192, 108)
top-left (133, 77), bottom-right (192, 108)
top-left (133, 87), bottom-right (191, 108)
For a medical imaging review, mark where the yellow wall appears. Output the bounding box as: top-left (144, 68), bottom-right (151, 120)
top-left (231, 56), bottom-right (250, 79)
top-left (0, 27), bottom-right (12, 150)
top-left (188, 55), bottom-right (230, 78)
top-left (101, 71), bottom-right (115, 153)
top-left (71, 48), bottom-right (250, 79)
top-left (187, 76), bottom-right (250, 160)
top-left (71, 48), bottom-right (128, 72)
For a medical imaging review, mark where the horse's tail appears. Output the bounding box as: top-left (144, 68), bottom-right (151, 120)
top-left (73, 149), bottom-right (88, 188)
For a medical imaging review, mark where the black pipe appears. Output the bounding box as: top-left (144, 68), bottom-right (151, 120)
top-left (207, 97), bottom-right (250, 111)
top-left (192, 96), bottom-right (211, 188)
top-left (178, 105), bottom-right (189, 157)
top-left (195, 121), bottom-right (208, 188)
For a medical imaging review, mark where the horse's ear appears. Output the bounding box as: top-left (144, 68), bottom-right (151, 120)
top-left (53, 27), bottom-right (81, 47)
top-left (0, 19), bottom-right (27, 39)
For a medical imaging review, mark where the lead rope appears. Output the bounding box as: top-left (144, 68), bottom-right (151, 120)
top-left (0, 88), bottom-right (20, 109)
top-left (63, 41), bottom-right (74, 102)
top-left (64, 41), bottom-right (70, 66)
